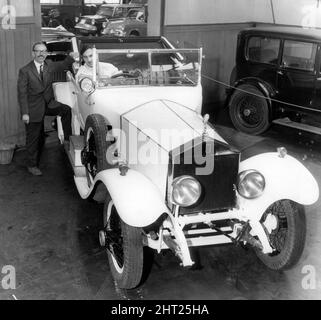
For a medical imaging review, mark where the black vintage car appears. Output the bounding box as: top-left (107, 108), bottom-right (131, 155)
top-left (227, 26), bottom-right (321, 135)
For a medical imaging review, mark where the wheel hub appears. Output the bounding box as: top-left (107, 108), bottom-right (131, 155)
top-left (263, 213), bottom-right (279, 234)
top-left (99, 229), bottom-right (121, 248)
top-left (81, 148), bottom-right (96, 165)
top-left (243, 108), bottom-right (252, 117)
top-left (99, 230), bottom-right (107, 247)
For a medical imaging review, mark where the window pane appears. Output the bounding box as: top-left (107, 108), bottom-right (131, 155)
top-left (97, 6), bottom-right (114, 17)
top-left (282, 40), bottom-right (317, 71)
top-left (247, 36), bottom-right (280, 64)
top-left (10, 0), bottom-right (34, 17)
top-left (0, 0), bottom-right (8, 17)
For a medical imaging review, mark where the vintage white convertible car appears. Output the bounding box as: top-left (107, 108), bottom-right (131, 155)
top-left (53, 37), bottom-right (319, 289)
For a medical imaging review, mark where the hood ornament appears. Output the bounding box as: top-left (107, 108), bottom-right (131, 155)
top-left (202, 114), bottom-right (210, 141)
top-left (277, 147), bottom-right (287, 158)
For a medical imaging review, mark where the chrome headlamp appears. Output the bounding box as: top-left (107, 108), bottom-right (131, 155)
top-left (237, 170), bottom-right (265, 199)
top-left (172, 175), bottom-right (202, 207)
top-left (79, 77), bottom-right (95, 94)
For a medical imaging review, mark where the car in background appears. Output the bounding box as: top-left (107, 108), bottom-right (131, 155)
top-left (41, 27), bottom-right (78, 82)
top-left (227, 26), bottom-right (321, 135)
top-left (101, 7), bottom-right (147, 37)
top-left (74, 3), bottom-right (143, 37)
top-left (41, 4), bottom-right (85, 30)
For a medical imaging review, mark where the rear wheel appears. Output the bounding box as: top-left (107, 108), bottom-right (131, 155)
top-left (229, 84), bottom-right (270, 135)
top-left (82, 114), bottom-right (114, 186)
top-left (255, 200), bottom-right (306, 270)
top-left (102, 200), bottom-right (144, 289)
top-left (129, 31), bottom-right (139, 36)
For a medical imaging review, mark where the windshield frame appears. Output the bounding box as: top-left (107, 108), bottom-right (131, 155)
top-left (91, 47), bottom-right (203, 88)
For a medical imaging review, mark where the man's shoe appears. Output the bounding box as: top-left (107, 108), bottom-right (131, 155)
top-left (27, 167), bottom-right (43, 176)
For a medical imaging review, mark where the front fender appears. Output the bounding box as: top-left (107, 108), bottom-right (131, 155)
top-left (237, 152), bottom-right (319, 221)
top-left (94, 168), bottom-right (169, 228)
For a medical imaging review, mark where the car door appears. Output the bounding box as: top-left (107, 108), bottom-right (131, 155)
top-left (133, 10), bottom-right (147, 35)
top-left (243, 35), bottom-right (280, 91)
top-left (277, 39), bottom-right (317, 111)
top-left (77, 85), bottom-right (94, 128)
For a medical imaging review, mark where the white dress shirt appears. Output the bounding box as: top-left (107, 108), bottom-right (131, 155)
top-left (34, 60), bottom-right (44, 74)
top-left (76, 62), bottom-right (119, 83)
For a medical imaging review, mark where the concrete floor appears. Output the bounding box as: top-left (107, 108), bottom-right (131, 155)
top-left (1, 114), bottom-right (321, 300)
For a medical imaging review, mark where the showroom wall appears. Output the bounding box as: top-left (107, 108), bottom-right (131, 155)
top-left (148, 0), bottom-right (321, 111)
top-left (0, 0), bottom-right (41, 145)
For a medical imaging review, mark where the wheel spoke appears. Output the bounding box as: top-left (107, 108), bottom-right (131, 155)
top-left (238, 96), bottom-right (264, 127)
top-left (261, 201), bottom-right (289, 256)
top-left (107, 209), bottom-right (125, 269)
top-left (86, 133), bottom-right (98, 178)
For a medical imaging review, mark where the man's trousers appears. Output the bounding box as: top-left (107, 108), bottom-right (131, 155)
top-left (25, 103), bottom-right (71, 167)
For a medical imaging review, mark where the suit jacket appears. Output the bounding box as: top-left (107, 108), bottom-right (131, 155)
top-left (17, 56), bottom-right (74, 122)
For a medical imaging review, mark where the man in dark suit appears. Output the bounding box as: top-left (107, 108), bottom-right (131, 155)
top-left (18, 41), bottom-right (77, 176)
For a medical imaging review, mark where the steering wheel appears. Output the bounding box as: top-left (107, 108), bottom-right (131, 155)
top-left (111, 72), bottom-right (135, 79)
top-left (111, 69), bottom-right (144, 84)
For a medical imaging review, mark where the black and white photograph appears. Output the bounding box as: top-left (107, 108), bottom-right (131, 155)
top-left (1, 0), bottom-right (321, 307)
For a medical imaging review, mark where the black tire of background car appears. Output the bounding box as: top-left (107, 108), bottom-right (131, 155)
top-left (255, 200), bottom-right (306, 270)
top-left (104, 200), bottom-right (144, 289)
top-left (129, 31), bottom-right (140, 36)
top-left (84, 114), bottom-right (113, 186)
top-left (229, 84), bottom-right (270, 135)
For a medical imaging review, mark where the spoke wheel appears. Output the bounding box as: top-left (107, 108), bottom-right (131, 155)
top-left (255, 200), bottom-right (306, 270)
top-left (83, 114), bottom-right (115, 187)
top-left (229, 84), bottom-right (270, 135)
top-left (103, 200), bottom-right (144, 289)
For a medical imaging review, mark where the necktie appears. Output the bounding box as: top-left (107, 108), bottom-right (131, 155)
top-left (40, 64), bottom-right (44, 82)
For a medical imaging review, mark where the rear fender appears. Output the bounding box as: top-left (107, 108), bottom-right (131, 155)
top-left (231, 77), bottom-right (276, 119)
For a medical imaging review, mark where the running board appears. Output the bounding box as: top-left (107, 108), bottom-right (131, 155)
top-left (65, 135), bottom-right (86, 178)
top-left (74, 176), bottom-right (91, 199)
top-left (273, 118), bottom-right (321, 135)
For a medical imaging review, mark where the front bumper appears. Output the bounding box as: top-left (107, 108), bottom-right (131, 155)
top-left (101, 28), bottom-right (126, 37)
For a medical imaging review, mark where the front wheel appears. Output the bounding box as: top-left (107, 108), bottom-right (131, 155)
top-left (102, 200), bottom-right (144, 289)
top-left (229, 84), bottom-right (270, 135)
top-left (255, 200), bottom-right (306, 271)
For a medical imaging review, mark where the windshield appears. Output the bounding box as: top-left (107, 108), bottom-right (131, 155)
top-left (94, 49), bottom-right (201, 88)
top-left (127, 9), bottom-right (141, 18)
top-left (97, 6), bottom-right (114, 17)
